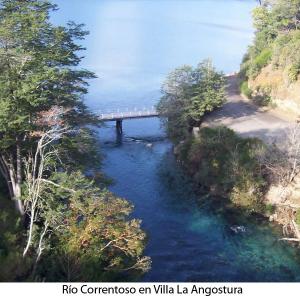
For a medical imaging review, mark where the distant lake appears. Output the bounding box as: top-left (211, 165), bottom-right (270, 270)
top-left (53, 0), bottom-right (255, 112)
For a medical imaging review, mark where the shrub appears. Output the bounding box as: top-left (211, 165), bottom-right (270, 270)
top-left (240, 48), bottom-right (272, 80)
top-left (296, 210), bottom-right (300, 226)
top-left (250, 49), bottom-right (272, 78)
top-left (264, 203), bottom-right (276, 216)
top-left (178, 127), bottom-right (267, 213)
top-left (240, 81), bottom-right (252, 98)
top-left (273, 31), bottom-right (300, 81)
top-left (288, 64), bottom-right (300, 82)
top-left (252, 86), bottom-right (272, 106)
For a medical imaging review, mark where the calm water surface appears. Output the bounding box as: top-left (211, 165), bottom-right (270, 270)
top-left (53, 0), bottom-right (300, 281)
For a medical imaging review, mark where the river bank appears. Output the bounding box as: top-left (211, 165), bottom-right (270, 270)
top-left (192, 76), bottom-right (300, 244)
top-left (99, 121), bottom-right (300, 281)
top-left (173, 128), bottom-right (300, 249)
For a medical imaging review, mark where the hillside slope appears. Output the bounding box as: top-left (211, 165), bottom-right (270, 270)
top-left (240, 0), bottom-right (300, 116)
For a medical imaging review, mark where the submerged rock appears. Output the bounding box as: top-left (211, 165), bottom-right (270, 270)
top-left (230, 225), bottom-right (246, 234)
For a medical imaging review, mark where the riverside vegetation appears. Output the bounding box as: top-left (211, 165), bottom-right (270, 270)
top-left (239, 0), bottom-right (300, 239)
top-left (157, 57), bottom-right (300, 244)
top-left (240, 0), bottom-right (300, 111)
top-left (0, 0), bottom-right (150, 281)
top-left (157, 61), bottom-right (267, 214)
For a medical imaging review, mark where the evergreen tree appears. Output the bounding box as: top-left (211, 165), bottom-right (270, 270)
top-left (0, 0), bottom-right (96, 214)
top-left (157, 60), bottom-right (226, 141)
top-left (0, 0), bottom-right (151, 280)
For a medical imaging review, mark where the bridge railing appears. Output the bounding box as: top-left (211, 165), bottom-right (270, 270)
top-left (96, 107), bottom-right (158, 120)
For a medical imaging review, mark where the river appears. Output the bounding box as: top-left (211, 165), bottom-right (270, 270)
top-left (53, 0), bottom-right (300, 281)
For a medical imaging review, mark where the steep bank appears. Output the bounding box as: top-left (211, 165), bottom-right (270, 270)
top-left (179, 76), bottom-right (300, 244)
top-left (100, 124), bottom-right (300, 281)
top-left (175, 126), bottom-right (300, 244)
top-left (248, 64), bottom-right (300, 117)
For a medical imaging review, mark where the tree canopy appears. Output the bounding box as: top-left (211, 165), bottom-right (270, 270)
top-left (157, 60), bottom-right (226, 141)
top-left (0, 0), bottom-right (150, 281)
top-left (241, 0), bottom-right (300, 82)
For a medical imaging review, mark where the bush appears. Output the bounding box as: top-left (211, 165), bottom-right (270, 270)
top-left (288, 64), bottom-right (300, 82)
top-left (265, 203), bottom-right (276, 216)
top-left (296, 210), bottom-right (300, 226)
top-left (273, 31), bottom-right (300, 81)
top-left (240, 81), bottom-right (252, 98)
top-left (252, 86), bottom-right (272, 106)
top-left (249, 49), bottom-right (273, 78)
top-left (240, 48), bottom-right (272, 80)
top-left (177, 127), bottom-right (267, 213)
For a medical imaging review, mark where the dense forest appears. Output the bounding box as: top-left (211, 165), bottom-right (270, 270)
top-left (0, 0), bottom-right (150, 281)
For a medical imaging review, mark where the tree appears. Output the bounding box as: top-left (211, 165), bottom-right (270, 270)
top-left (157, 60), bottom-right (226, 141)
top-left (242, 0), bottom-right (300, 82)
top-left (271, 0), bottom-right (300, 32)
top-left (157, 65), bottom-right (194, 140)
top-left (20, 129), bottom-right (150, 280)
top-left (187, 60), bottom-right (226, 123)
top-left (0, 0), bottom-right (151, 281)
top-left (0, 0), bottom-right (96, 215)
top-left (42, 172), bottom-right (151, 281)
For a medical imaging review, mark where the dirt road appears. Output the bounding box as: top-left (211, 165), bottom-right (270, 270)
top-left (202, 75), bottom-right (294, 144)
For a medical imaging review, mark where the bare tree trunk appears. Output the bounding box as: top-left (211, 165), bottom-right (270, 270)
top-left (15, 139), bottom-right (24, 215)
top-left (22, 127), bottom-right (70, 258)
top-left (0, 149), bottom-right (24, 215)
top-left (23, 207), bottom-right (35, 257)
top-left (0, 155), bottom-right (14, 199)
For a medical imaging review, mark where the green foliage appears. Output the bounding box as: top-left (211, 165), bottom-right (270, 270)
top-left (0, 0), bottom-right (97, 150)
top-left (241, 0), bottom-right (300, 90)
top-left (253, 49), bottom-right (272, 74)
top-left (177, 127), bottom-right (267, 213)
top-left (296, 210), bottom-right (300, 226)
top-left (252, 86), bottom-right (272, 106)
top-left (240, 80), bottom-right (252, 98)
top-left (0, 189), bottom-right (32, 281)
top-left (288, 63), bottom-right (300, 81)
top-left (57, 128), bottom-right (111, 186)
top-left (273, 31), bottom-right (300, 81)
top-left (32, 172), bottom-right (150, 281)
top-left (157, 60), bottom-right (226, 141)
top-left (0, 0), bottom-right (150, 282)
top-left (241, 48), bottom-right (272, 79)
top-left (265, 203), bottom-right (276, 216)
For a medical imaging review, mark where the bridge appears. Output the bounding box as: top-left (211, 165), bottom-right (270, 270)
top-left (97, 108), bottom-right (160, 133)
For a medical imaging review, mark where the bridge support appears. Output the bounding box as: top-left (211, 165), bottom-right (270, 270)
top-left (116, 119), bottom-right (123, 134)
